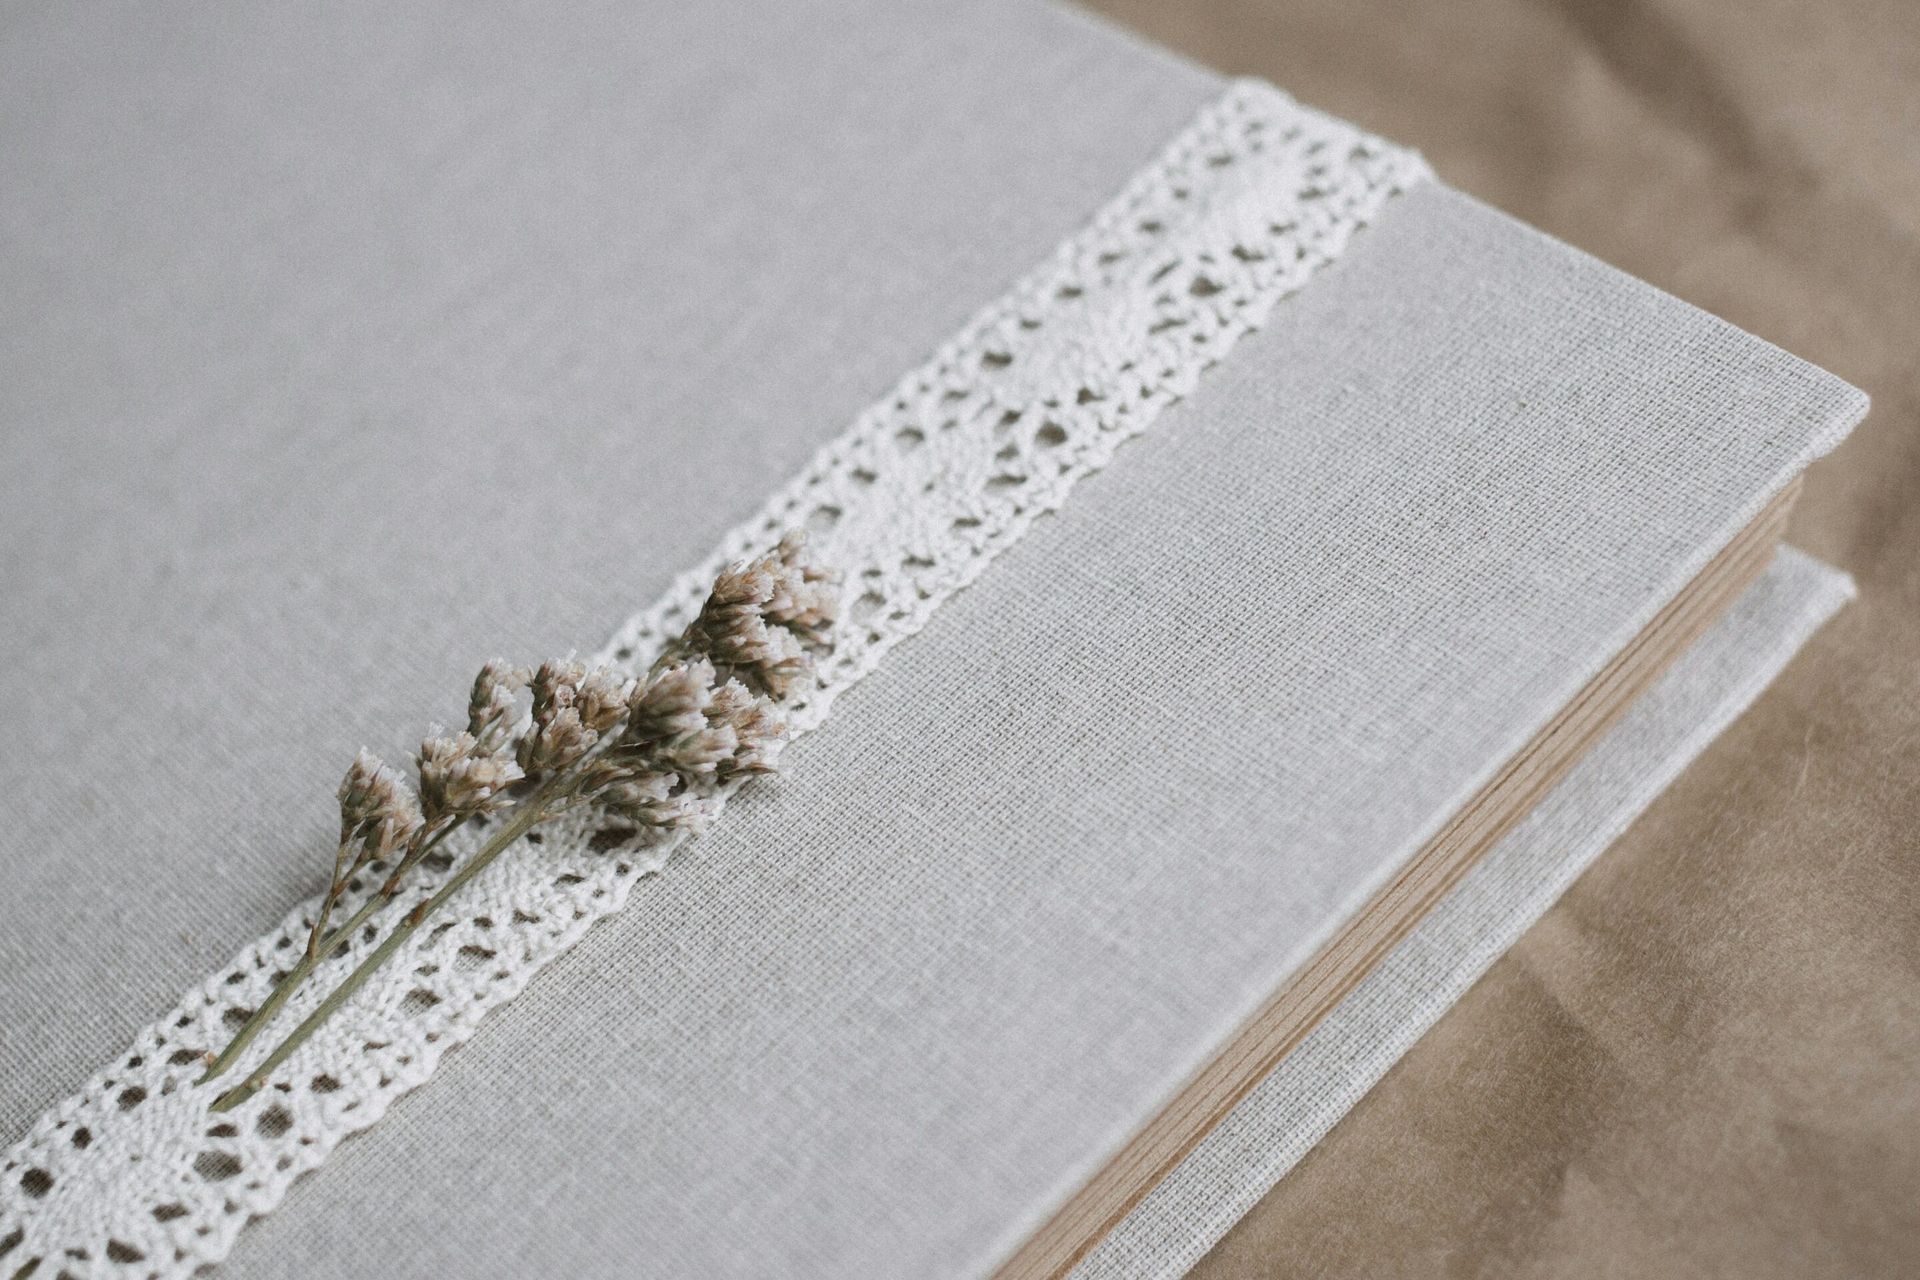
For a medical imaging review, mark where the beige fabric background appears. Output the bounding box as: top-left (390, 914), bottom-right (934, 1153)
top-left (1078, 1), bottom-right (1920, 1275)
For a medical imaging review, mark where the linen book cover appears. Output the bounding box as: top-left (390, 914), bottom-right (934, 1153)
top-left (0, 1), bottom-right (1864, 1276)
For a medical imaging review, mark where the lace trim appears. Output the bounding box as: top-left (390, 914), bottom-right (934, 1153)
top-left (0, 80), bottom-right (1426, 1276)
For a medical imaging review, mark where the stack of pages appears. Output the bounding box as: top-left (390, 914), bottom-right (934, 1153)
top-left (0, 2), bottom-right (1863, 1277)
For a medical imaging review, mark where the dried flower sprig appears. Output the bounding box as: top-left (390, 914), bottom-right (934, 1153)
top-left (309, 750), bottom-right (419, 959)
top-left (201, 534), bottom-right (837, 1111)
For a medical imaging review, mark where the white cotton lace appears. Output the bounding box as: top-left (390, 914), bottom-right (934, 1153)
top-left (0, 80), bottom-right (1426, 1277)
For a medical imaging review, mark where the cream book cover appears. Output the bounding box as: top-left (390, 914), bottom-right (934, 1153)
top-left (0, 1), bottom-right (1865, 1276)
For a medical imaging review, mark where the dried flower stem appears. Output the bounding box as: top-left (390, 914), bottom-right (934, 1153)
top-left (199, 819), bottom-right (465, 1083)
top-left (209, 779), bottom-right (568, 1112)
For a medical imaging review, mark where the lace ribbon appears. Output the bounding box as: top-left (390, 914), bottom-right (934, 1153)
top-left (0, 80), bottom-right (1427, 1276)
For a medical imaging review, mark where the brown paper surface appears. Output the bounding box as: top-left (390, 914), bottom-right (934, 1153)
top-left (1081, 1), bottom-right (1920, 1274)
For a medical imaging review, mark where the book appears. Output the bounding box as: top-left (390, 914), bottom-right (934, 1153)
top-left (0, 2), bottom-right (1864, 1275)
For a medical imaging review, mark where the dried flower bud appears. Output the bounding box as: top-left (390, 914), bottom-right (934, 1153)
top-left (752, 625), bottom-right (811, 699)
top-left (738, 619), bottom-right (812, 698)
top-left (516, 706), bottom-right (597, 776)
top-left (675, 538), bottom-right (831, 698)
top-left (658, 721), bottom-right (738, 776)
top-left (704, 612), bottom-right (812, 698)
top-left (419, 731), bottom-right (525, 821)
top-left (678, 560), bottom-right (771, 660)
top-left (527, 659), bottom-right (587, 723)
top-left (601, 775), bottom-right (720, 833)
top-left (705, 561), bottom-right (777, 624)
top-left (466, 660), bottom-right (527, 747)
top-left (514, 660), bottom-right (604, 776)
top-left (362, 807), bottom-right (418, 865)
top-left (703, 679), bottom-right (753, 723)
top-left (574, 667), bottom-right (633, 735)
top-left (337, 749), bottom-right (421, 847)
top-left (625, 660), bottom-right (715, 747)
top-left (764, 531), bottom-right (840, 644)
top-left (710, 686), bottom-right (788, 781)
